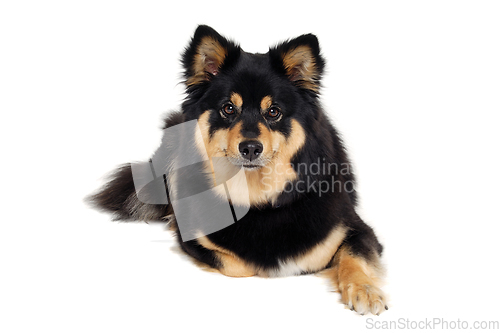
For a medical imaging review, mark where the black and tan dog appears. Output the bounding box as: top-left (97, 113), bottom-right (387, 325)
top-left (90, 25), bottom-right (388, 315)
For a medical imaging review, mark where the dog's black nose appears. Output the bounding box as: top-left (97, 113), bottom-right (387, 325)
top-left (238, 140), bottom-right (263, 161)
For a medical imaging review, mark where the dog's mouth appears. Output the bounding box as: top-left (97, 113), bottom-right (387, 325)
top-left (243, 164), bottom-right (262, 170)
top-left (227, 157), bottom-right (266, 170)
top-left (242, 164), bottom-right (262, 170)
top-left (225, 154), bottom-right (270, 170)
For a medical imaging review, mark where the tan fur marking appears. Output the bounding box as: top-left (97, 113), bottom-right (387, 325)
top-left (230, 92), bottom-right (243, 108)
top-left (260, 95), bottom-right (273, 110)
top-left (195, 111), bottom-right (236, 189)
top-left (282, 46), bottom-right (319, 92)
top-left (197, 235), bottom-right (255, 277)
top-left (295, 226), bottom-right (347, 272)
top-left (194, 111), bottom-right (210, 161)
top-left (196, 111), bottom-right (229, 162)
top-left (325, 247), bottom-right (387, 315)
top-left (187, 37), bottom-right (227, 86)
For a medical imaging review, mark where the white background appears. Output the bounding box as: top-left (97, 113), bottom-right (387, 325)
top-left (1, 1), bottom-right (499, 332)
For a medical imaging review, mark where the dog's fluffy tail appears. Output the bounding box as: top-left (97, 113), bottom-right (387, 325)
top-left (88, 111), bottom-right (184, 222)
top-left (87, 164), bottom-right (172, 222)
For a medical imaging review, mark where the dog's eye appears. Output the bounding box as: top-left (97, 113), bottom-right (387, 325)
top-left (222, 103), bottom-right (236, 116)
top-left (267, 107), bottom-right (281, 119)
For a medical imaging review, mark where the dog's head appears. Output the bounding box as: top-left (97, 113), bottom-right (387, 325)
top-left (181, 25), bottom-right (328, 206)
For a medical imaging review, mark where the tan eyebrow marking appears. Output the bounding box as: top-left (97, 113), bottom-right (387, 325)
top-left (230, 92), bottom-right (243, 108)
top-left (260, 95), bottom-right (273, 110)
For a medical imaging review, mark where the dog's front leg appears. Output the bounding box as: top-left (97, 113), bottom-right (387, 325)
top-left (326, 243), bottom-right (388, 315)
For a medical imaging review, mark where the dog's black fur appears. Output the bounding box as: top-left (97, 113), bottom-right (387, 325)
top-left (89, 25), bottom-right (387, 315)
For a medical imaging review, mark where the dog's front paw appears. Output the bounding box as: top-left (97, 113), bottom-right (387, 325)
top-left (340, 283), bottom-right (388, 315)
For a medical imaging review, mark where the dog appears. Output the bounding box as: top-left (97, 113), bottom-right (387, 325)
top-left (89, 25), bottom-right (388, 315)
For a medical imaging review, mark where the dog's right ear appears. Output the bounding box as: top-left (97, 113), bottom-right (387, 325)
top-left (182, 25), bottom-right (240, 87)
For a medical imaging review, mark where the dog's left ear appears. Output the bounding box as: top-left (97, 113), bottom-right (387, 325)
top-left (269, 34), bottom-right (325, 93)
top-left (182, 25), bottom-right (241, 87)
